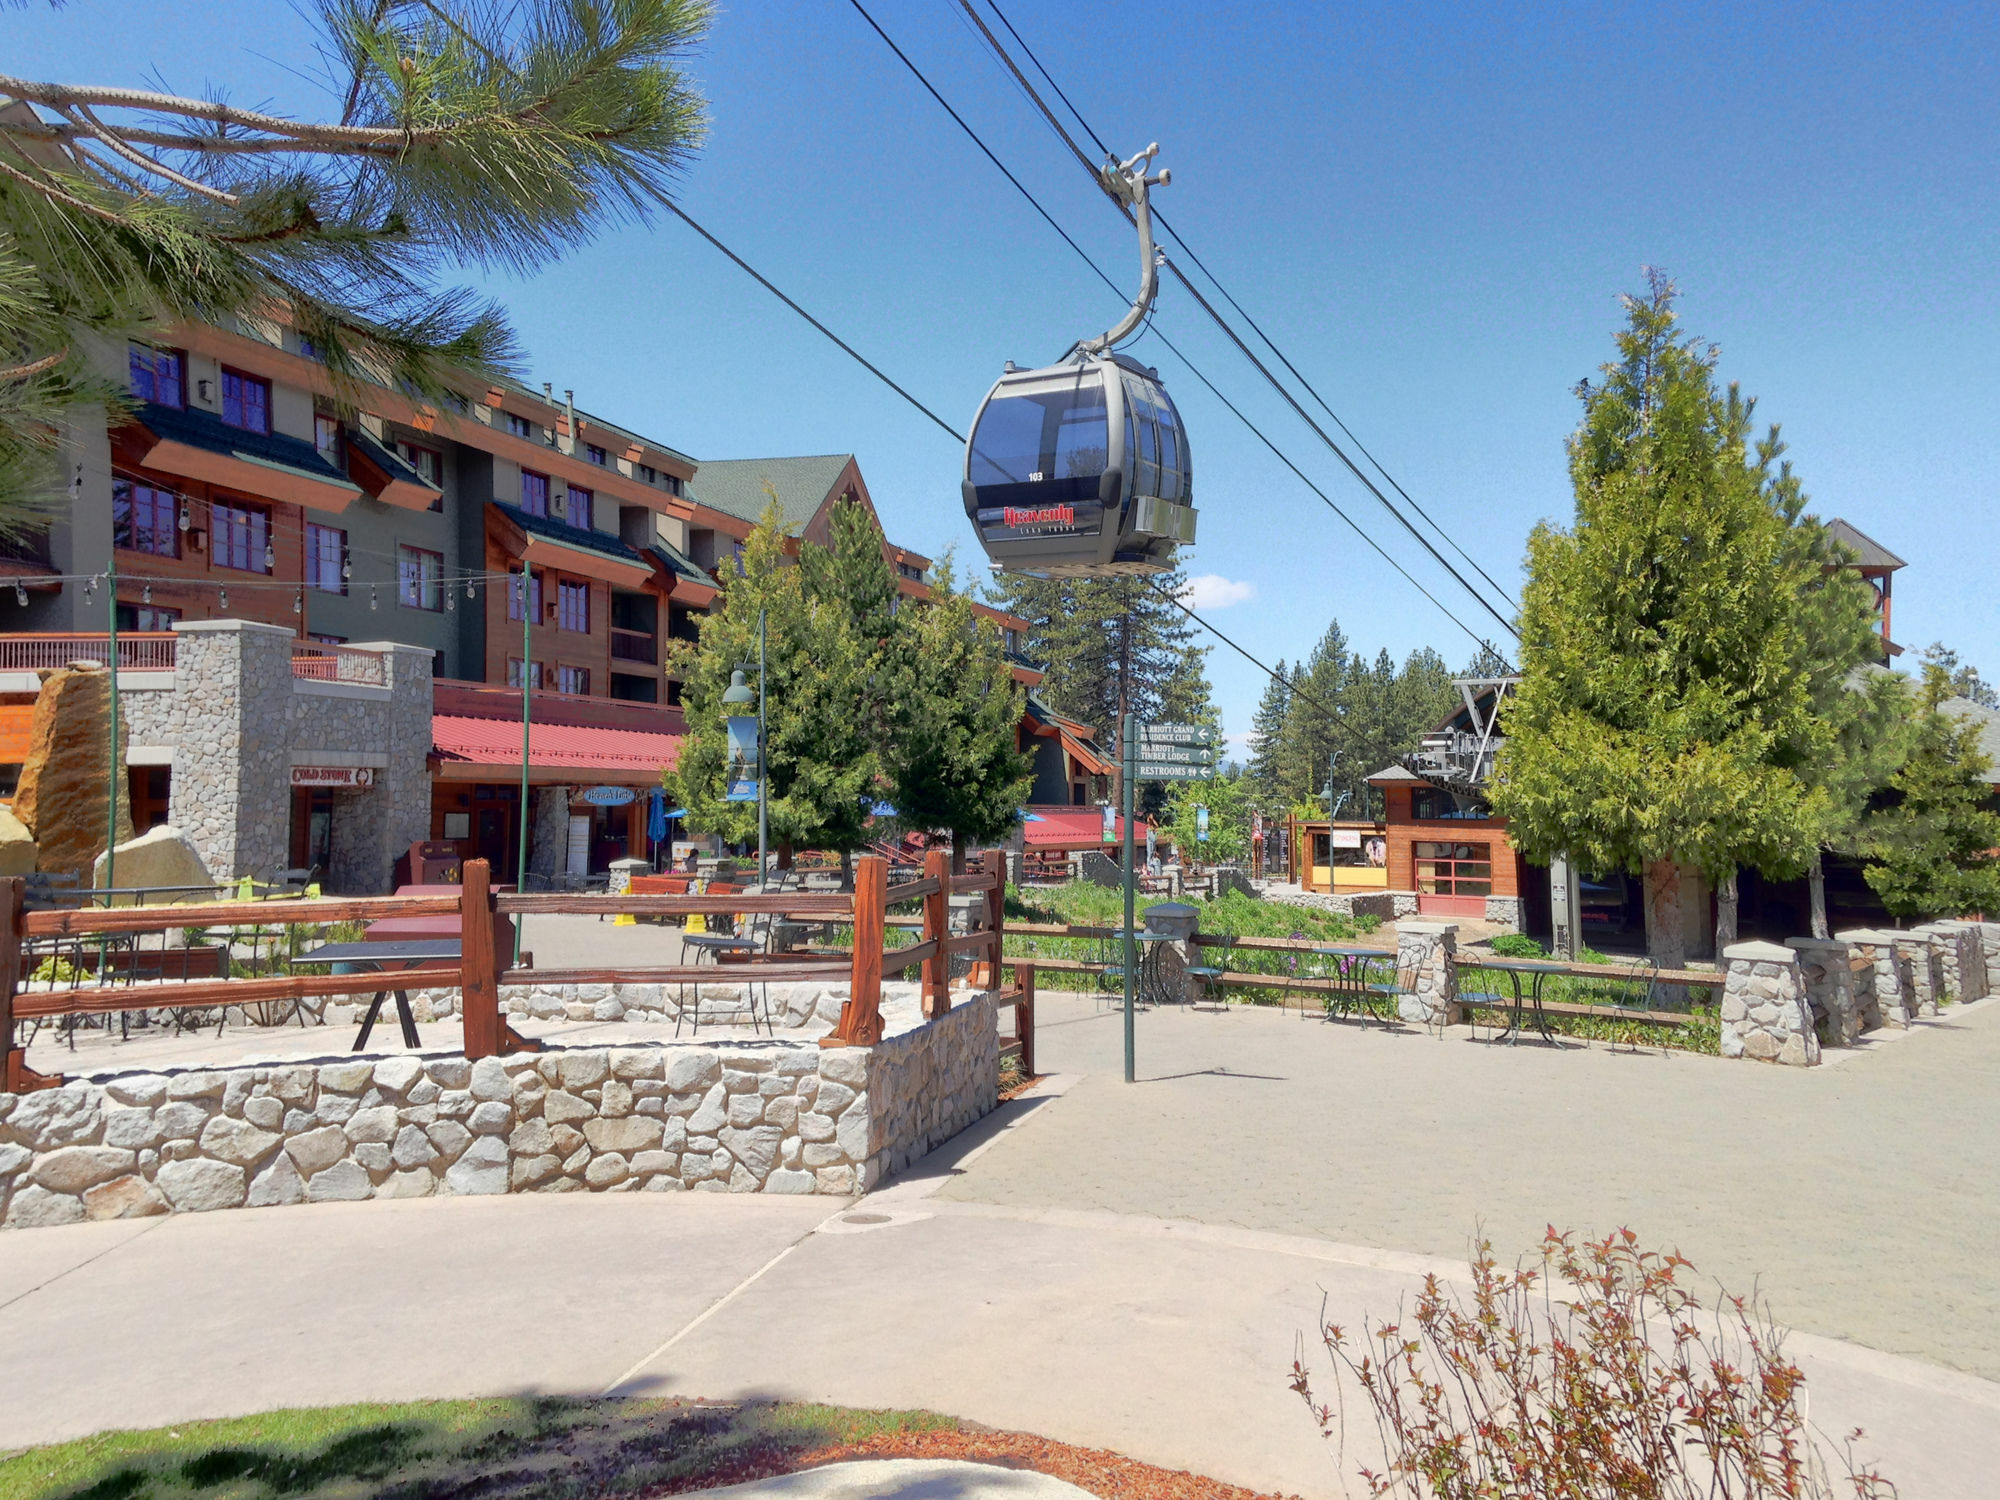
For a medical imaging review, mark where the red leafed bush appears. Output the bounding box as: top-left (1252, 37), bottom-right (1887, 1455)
top-left (1291, 1229), bottom-right (1896, 1499)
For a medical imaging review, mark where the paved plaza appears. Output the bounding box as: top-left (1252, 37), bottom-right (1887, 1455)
top-left (1, 985), bottom-right (1995, 1496)
top-left (950, 990), bottom-right (2000, 1381)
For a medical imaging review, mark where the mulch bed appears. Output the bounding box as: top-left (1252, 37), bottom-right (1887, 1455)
top-left (647, 1418), bottom-right (1302, 1498)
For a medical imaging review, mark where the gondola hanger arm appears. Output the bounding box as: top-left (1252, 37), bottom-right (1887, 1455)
top-left (1072, 143), bottom-right (1170, 360)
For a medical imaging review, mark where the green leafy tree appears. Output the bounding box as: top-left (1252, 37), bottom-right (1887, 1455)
top-left (0, 0), bottom-right (709, 521)
top-left (1491, 273), bottom-right (1838, 968)
top-left (1160, 767), bottom-right (1251, 865)
top-left (664, 508), bottom-right (877, 862)
top-left (880, 553), bottom-right (1034, 872)
top-left (1862, 664), bottom-right (2000, 920)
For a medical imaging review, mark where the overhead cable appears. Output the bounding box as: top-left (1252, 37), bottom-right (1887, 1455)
top-left (950, 0), bottom-right (1519, 640)
top-left (849, 0), bottom-right (1507, 662)
top-left (978, 0), bottom-right (1519, 612)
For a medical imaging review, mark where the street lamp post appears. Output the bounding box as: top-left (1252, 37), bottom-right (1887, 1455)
top-left (722, 607), bottom-right (769, 886)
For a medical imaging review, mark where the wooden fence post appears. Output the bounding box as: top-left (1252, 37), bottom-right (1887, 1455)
top-left (460, 859), bottom-right (498, 1060)
top-left (824, 853), bottom-right (886, 1047)
top-left (980, 848), bottom-right (1006, 990)
top-left (921, 847), bottom-right (950, 1018)
top-left (0, 875), bottom-right (58, 1093)
top-left (1016, 960), bottom-right (1035, 1078)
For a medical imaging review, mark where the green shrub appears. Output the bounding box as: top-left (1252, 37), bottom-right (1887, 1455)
top-left (1489, 933), bottom-right (1546, 958)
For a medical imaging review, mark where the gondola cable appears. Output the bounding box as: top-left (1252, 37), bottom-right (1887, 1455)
top-left (948, 0), bottom-right (1520, 640)
top-left (847, 0), bottom-right (1509, 661)
top-left (978, 0), bottom-right (1520, 615)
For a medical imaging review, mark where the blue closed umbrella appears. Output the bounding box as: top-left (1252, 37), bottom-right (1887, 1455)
top-left (647, 789), bottom-right (669, 844)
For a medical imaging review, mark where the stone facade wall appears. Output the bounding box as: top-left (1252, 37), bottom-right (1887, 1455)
top-left (125, 622), bottom-right (433, 891)
top-left (0, 982), bottom-right (999, 1228)
top-left (1968, 922), bottom-right (2000, 1000)
top-left (1261, 887), bottom-right (1414, 921)
top-left (1720, 940), bottom-right (1819, 1067)
top-left (1785, 937), bottom-right (1862, 1047)
top-left (1394, 920), bottom-right (1457, 1027)
top-left (1482, 896), bottom-right (1524, 932)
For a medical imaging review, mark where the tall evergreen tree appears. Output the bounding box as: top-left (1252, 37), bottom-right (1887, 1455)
top-left (1862, 664), bottom-right (2000, 921)
top-left (1244, 660), bottom-right (1291, 811)
top-left (1490, 273), bottom-right (1840, 968)
top-left (0, 0), bottom-right (710, 520)
top-left (880, 554), bottom-right (1035, 871)
top-left (988, 566), bottom-right (1213, 732)
top-left (1274, 621), bottom-right (1351, 817)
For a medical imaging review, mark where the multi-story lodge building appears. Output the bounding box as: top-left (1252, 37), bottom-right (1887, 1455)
top-left (0, 313), bottom-right (1053, 890)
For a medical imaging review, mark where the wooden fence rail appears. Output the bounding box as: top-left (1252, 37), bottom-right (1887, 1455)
top-left (2, 850), bottom-right (1020, 1094)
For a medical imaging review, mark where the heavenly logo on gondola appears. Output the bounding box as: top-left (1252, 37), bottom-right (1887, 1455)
top-left (1001, 503), bottom-right (1076, 528)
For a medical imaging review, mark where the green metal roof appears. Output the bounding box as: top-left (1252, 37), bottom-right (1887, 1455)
top-left (687, 454), bottom-right (854, 530)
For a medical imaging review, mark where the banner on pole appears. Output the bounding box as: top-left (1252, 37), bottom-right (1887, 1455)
top-left (724, 716), bottom-right (760, 803)
top-left (1101, 803), bottom-right (1116, 844)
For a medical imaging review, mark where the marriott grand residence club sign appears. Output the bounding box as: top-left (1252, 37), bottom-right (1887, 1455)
top-left (290, 766), bottom-right (374, 789)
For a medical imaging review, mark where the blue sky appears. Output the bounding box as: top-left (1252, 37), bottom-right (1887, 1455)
top-left (10, 1), bottom-right (1996, 744)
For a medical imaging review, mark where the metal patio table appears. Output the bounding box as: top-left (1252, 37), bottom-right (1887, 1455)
top-left (293, 939), bottom-right (461, 1051)
top-left (1475, 958), bottom-right (1567, 1045)
top-left (1310, 945), bottom-right (1394, 1024)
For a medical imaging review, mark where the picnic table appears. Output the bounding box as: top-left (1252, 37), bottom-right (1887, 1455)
top-left (293, 938), bottom-right (460, 1051)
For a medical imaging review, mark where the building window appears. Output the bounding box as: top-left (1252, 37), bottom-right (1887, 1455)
top-left (586, 443), bottom-right (606, 466)
top-left (116, 603), bottom-right (181, 633)
top-left (314, 413), bottom-right (342, 464)
top-left (505, 413), bottom-right (533, 439)
top-left (211, 500), bottom-right (271, 572)
top-left (395, 440), bottom-right (442, 486)
top-left (1413, 841), bottom-right (1493, 898)
top-left (1003, 628), bottom-right (1021, 656)
top-left (296, 335), bottom-right (323, 362)
top-left (305, 523), bottom-right (346, 594)
top-left (506, 657), bottom-right (543, 689)
top-left (521, 469), bottom-right (549, 517)
top-left (398, 545), bottom-right (443, 611)
top-left (557, 578), bottom-right (589, 633)
top-left (638, 463), bottom-right (657, 484)
top-left (1411, 788), bottom-right (1474, 822)
top-left (309, 632), bottom-right (346, 645)
top-left (556, 664), bottom-right (589, 696)
top-left (563, 486), bottom-right (592, 530)
top-left (506, 569), bottom-right (543, 623)
top-left (128, 346), bottom-right (184, 407)
top-left (664, 473), bottom-right (683, 497)
top-left (220, 369), bottom-right (270, 433)
top-left (111, 479), bottom-right (179, 558)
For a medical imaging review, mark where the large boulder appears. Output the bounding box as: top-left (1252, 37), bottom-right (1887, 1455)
top-left (14, 664), bottom-right (131, 879)
top-left (92, 825), bottom-right (211, 903)
top-left (0, 803), bottom-right (35, 876)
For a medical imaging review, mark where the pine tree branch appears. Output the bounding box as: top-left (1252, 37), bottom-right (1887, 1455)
top-left (57, 103), bottom-right (242, 206)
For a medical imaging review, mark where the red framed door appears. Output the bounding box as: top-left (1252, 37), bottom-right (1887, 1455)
top-left (1415, 840), bottom-right (1493, 916)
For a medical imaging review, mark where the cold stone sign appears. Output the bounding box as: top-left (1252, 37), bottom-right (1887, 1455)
top-left (290, 766), bottom-right (374, 789)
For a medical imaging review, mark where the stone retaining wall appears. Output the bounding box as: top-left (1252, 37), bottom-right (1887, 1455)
top-left (1260, 886), bottom-right (1415, 921)
top-left (1785, 937), bottom-right (1864, 1047)
top-left (0, 982), bottom-right (998, 1229)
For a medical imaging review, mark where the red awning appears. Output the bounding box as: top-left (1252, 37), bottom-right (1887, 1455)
top-left (432, 714), bottom-right (680, 784)
top-left (1023, 808), bottom-right (1152, 850)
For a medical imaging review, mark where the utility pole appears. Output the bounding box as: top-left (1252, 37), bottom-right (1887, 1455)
top-left (513, 563), bottom-right (532, 963)
top-left (1121, 710), bottom-right (1136, 1085)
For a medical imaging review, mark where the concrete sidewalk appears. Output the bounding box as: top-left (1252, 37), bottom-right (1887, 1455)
top-left (0, 1090), bottom-right (1993, 1498)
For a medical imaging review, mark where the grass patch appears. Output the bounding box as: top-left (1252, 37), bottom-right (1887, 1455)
top-left (0, 1399), bottom-right (964, 1500)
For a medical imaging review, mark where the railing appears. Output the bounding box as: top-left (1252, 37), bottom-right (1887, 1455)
top-left (0, 850), bottom-right (1018, 1091)
top-left (0, 633), bottom-right (178, 674)
top-left (291, 642), bottom-right (387, 685)
top-left (609, 627), bottom-right (656, 664)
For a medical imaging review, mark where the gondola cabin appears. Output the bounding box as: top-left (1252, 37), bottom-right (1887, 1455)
top-left (963, 352), bottom-right (1195, 577)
